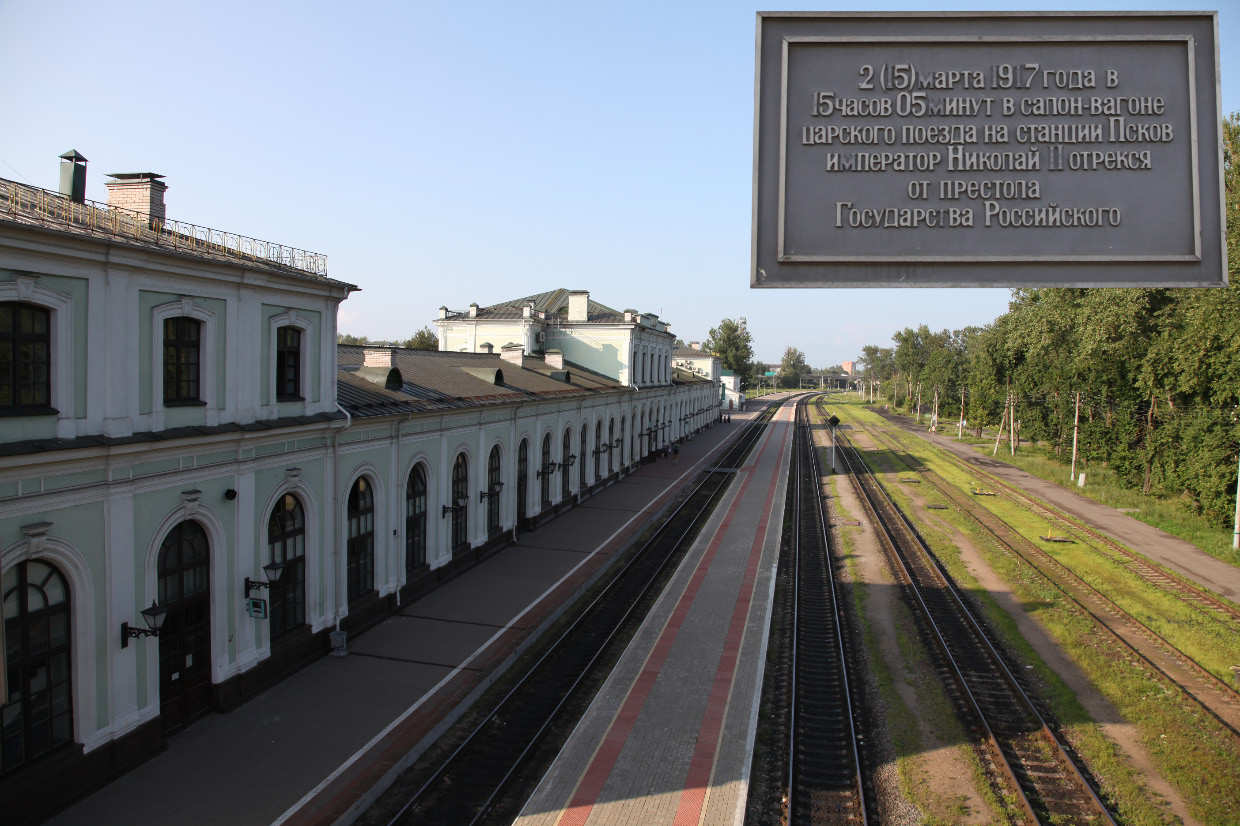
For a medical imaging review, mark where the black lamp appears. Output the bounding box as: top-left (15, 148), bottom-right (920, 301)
top-left (442, 495), bottom-right (468, 517)
top-left (245, 560), bottom-right (287, 596)
top-left (479, 480), bottom-right (505, 502)
top-left (121, 600), bottom-right (169, 648)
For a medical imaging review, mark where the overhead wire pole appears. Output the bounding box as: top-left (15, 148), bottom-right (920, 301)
top-left (958, 386), bottom-right (965, 439)
top-left (1070, 390), bottom-right (1081, 482)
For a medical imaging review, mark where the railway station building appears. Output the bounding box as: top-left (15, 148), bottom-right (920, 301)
top-left (0, 157), bottom-right (720, 823)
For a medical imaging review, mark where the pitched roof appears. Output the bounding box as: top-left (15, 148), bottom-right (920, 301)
top-left (673, 346), bottom-right (716, 359)
top-left (336, 344), bottom-right (627, 417)
top-left (449, 289), bottom-right (627, 324)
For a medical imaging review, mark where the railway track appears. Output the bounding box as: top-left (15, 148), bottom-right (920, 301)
top-left (358, 402), bottom-right (782, 826)
top-left (841, 407), bottom-right (1240, 735)
top-left (789, 397), bottom-right (868, 824)
top-left (880, 411), bottom-right (1240, 634)
top-left (827, 398), bottom-right (1117, 826)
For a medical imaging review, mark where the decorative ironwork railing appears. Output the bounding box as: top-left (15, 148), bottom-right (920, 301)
top-left (0, 178), bottom-right (328, 277)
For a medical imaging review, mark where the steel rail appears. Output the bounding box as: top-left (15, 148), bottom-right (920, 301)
top-left (844, 410), bottom-right (1240, 736)
top-left (786, 396), bottom-right (867, 825)
top-left (881, 412), bottom-right (1240, 632)
top-left (829, 408), bottom-right (1117, 825)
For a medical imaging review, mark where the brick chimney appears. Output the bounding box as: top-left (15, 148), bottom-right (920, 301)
top-left (501, 344), bottom-right (525, 367)
top-left (105, 172), bottom-right (167, 225)
top-left (689, 341), bottom-right (701, 350)
top-left (567, 290), bottom-right (589, 322)
top-left (544, 349), bottom-right (564, 369)
top-left (363, 348), bottom-right (395, 367)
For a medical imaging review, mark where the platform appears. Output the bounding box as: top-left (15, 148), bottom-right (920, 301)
top-left (41, 408), bottom-right (765, 826)
top-left (514, 401), bottom-right (795, 826)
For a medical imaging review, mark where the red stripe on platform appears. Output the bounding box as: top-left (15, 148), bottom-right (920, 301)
top-left (553, 414), bottom-right (788, 826)
top-left (672, 416), bottom-right (792, 826)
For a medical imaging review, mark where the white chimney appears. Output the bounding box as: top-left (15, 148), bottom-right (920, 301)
top-left (568, 290), bottom-right (589, 322)
top-left (479, 342), bottom-right (493, 354)
top-left (501, 344), bottom-right (525, 366)
top-left (469, 303), bottom-right (478, 318)
top-left (690, 341), bottom-right (701, 350)
top-left (363, 348), bottom-right (395, 367)
top-left (545, 349), bottom-right (564, 369)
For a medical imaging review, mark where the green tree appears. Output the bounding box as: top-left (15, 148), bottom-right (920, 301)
top-left (337, 333), bottom-right (371, 345)
top-left (778, 346), bottom-right (808, 388)
top-left (404, 326), bottom-right (439, 350)
top-left (706, 318), bottom-right (756, 389)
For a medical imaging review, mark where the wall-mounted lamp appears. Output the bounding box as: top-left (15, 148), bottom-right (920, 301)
top-left (244, 560), bottom-right (286, 597)
top-left (558, 453), bottom-right (577, 471)
top-left (479, 480), bottom-right (505, 502)
top-left (536, 461), bottom-right (558, 479)
top-left (224, 488), bottom-right (238, 501)
top-left (442, 495), bottom-right (468, 517)
top-left (121, 600), bottom-right (169, 648)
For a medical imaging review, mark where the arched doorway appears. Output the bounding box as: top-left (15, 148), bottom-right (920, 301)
top-left (1, 560), bottom-right (73, 774)
top-left (157, 520), bottom-right (211, 733)
top-left (517, 439), bottom-right (529, 526)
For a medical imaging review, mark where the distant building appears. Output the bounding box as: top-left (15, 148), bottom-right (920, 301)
top-left (842, 360), bottom-right (855, 375)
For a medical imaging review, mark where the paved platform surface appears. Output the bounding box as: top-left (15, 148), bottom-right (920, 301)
top-left (513, 401), bottom-right (795, 826)
top-left (43, 409), bottom-right (763, 826)
top-left (882, 410), bottom-right (1240, 600)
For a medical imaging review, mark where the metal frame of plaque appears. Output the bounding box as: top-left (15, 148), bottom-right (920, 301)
top-left (752, 12), bottom-right (1225, 287)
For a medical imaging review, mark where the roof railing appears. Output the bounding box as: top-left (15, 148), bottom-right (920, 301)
top-left (0, 177), bottom-right (328, 277)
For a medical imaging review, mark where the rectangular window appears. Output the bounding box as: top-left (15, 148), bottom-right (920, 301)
top-left (0, 303), bottom-right (53, 414)
top-left (276, 326), bottom-right (302, 400)
top-left (163, 317), bottom-right (202, 404)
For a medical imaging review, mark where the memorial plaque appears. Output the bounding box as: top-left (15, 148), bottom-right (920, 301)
top-left (752, 12), bottom-right (1225, 287)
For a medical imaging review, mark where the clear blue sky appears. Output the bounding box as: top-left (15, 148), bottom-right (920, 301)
top-left (1, 1), bottom-right (1233, 367)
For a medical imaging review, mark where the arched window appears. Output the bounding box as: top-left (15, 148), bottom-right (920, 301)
top-left (517, 440), bottom-right (529, 524)
top-left (594, 420), bottom-right (602, 481)
top-left (620, 416), bottom-right (626, 467)
top-left (157, 520), bottom-right (211, 732)
top-left (406, 465), bottom-right (427, 573)
top-left (268, 494), bottom-right (305, 639)
top-left (347, 478), bottom-right (375, 602)
top-left (1, 560), bottom-right (72, 775)
top-left (642, 352), bottom-right (648, 383)
top-left (487, 446), bottom-right (502, 534)
top-left (540, 434), bottom-right (552, 508)
top-left (163, 317), bottom-right (202, 404)
top-left (608, 418), bottom-right (615, 474)
top-left (579, 424), bottom-right (588, 488)
top-left (451, 454), bottom-right (468, 549)
top-left (0, 302), bottom-right (51, 412)
top-left (632, 349), bottom-right (638, 383)
top-left (561, 427), bottom-right (572, 499)
top-left (639, 411), bottom-right (646, 457)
